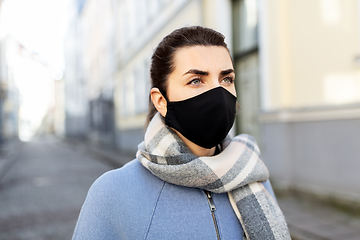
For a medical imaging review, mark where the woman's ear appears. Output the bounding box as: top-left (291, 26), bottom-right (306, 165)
top-left (150, 88), bottom-right (167, 117)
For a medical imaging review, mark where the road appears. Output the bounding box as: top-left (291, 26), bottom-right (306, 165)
top-left (0, 136), bottom-right (114, 240)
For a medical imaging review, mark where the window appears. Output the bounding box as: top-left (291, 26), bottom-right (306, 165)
top-left (233, 0), bottom-right (258, 55)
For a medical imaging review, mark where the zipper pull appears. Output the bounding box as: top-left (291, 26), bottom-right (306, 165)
top-left (204, 190), bottom-right (221, 240)
top-left (205, 190), bottom-right (216, 211)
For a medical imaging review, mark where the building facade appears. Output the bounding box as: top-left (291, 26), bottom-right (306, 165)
top-left (254, 0), bottom-right (360, 204)
top-left (64, 0), bottom-right (91, 139)
top-left (0, 36), bottom-right (21, 142)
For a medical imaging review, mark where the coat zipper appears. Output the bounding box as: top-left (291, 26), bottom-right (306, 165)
top-left (204, 190), bottom-right (221, 240)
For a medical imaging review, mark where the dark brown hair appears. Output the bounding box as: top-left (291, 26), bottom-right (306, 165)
top-left (146, 26), bottom-right (230, 127)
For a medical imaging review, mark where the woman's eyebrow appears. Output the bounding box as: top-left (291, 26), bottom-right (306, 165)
top-left (220, 69), bottom-right (234, 75)
top-left (182, 68), bottom-right (234, 76)
top-left (183, 69), bottom-right (209, 76)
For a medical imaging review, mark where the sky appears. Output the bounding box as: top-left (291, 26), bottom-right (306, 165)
top-left (0, 0), bottom-right (72, 72)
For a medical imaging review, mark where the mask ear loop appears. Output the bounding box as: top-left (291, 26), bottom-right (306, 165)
top-left (235, 102), bottom-right (241, 114)
top-left (158, 88), bottom-right (169, 103)
top-left (158, 88), bottom-right (170, 119)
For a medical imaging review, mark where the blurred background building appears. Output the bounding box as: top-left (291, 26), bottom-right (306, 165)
top-left (0, 36), bottom-right (21, 142)
top-left (258, 0), bottom-right (360, 206)
top-left (1, 0), bottom-right (360, 207)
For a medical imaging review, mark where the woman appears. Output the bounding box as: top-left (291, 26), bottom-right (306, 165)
top-left (72, 26), bottom-right (290, 240)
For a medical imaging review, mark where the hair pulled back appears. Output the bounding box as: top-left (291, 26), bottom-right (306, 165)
top-left (146, 26), bottom-right (229, 126)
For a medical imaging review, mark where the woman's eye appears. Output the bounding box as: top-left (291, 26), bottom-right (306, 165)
top-left (188, 78), bottom-right (202, 85)
top-left (222, 77), bottom-right (234, 84)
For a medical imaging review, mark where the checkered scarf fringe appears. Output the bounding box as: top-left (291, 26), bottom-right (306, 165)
top-left (136, 113), bottom-right (290, 239)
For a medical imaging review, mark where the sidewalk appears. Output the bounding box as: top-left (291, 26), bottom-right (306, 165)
top-left (277, 192), bottom-right (360, 240)
top-left (58, 137), bottom-right (135, 168)
top-left (0, 138), bottom-right (23, 181)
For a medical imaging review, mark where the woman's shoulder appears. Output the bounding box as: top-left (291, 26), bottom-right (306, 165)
top-left (96, 159), bottom-right (148, 182)
top-left (76, 159), bottom-right (166, 226)
top-left (73, 160), bottom-right (166, 239)
top-left (89, 159), bottom-right (164, 196)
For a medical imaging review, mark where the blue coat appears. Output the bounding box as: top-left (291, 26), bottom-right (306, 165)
top-left (72, 160), bottom-right (276, 240)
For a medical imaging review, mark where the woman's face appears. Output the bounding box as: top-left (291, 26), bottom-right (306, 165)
top-left (166, 46), bottom-right (236, 102)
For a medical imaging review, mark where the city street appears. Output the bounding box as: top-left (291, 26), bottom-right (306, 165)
top-left (0, 136), bottom-right (114, 240)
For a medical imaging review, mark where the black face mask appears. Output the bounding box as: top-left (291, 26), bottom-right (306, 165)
top-left (164, 87), bottom-right (237, 149)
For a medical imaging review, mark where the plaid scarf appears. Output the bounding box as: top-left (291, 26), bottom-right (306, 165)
top-left (137, 113), bottom-right (290, 239)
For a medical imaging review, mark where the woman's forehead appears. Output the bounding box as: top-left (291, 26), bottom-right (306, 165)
top-left (172, 46), bottom-right (233, 73)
